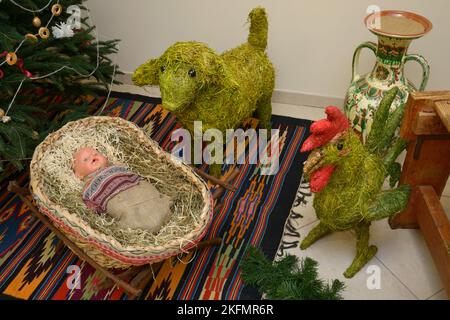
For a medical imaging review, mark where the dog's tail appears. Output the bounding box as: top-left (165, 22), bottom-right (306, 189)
top-left (247, 7), bottom-right (268, 51)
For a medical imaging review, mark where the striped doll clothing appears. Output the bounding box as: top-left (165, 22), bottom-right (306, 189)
top-left (82, 166), bottom-right (142, 214)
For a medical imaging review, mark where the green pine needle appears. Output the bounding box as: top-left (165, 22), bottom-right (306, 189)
top-left (240, 247), bottom-right (345, 300)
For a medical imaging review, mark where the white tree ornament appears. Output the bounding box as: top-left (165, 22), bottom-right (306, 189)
top-left (66, 5), bottom-right (81, 30)
top-left (52, 22), bottom-right (75, 39)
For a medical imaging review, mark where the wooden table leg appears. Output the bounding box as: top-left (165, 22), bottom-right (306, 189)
top-left (413, 186), bottom-right (450, 298)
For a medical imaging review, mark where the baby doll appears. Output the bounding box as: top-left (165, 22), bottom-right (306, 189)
top-left (72, 147), bottom-right (172, 233)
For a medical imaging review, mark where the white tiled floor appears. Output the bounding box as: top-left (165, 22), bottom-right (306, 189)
top-left (112, 84), bottom-right (449, 300)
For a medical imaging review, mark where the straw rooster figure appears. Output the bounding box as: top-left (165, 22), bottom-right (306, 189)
top-left (300, 87), bottom-right (411, 278)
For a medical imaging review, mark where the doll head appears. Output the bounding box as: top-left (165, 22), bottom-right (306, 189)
top-left (73, 147), bottom-right (109, 179)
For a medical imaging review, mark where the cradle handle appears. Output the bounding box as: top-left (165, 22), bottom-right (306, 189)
top-left (7, 180), bottom-right (29, 196)
top-left (192, 167), bottom-right (237, 191)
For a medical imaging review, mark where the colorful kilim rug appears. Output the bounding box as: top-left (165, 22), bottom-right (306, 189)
top-left (0, 92), bottom-right (311, 300)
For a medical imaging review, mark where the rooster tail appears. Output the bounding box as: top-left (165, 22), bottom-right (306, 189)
top-left (363, 88), bottom-right (411, 220)
top-left (365, 87), bottom-right (399, 155)
top-left (377, 101), bottom-right (407, 153)
top-left (365, 87), bottom-right (409, 187)
top-left (383, 138), bottom-right (408, 187)
top-left (247, 7), bottom-right (268, 51)
top-left (379, 96), bottom-right (409, 187)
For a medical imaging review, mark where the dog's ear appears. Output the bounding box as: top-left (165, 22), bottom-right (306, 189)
top-left (132, 58), bottom-right (160, 86)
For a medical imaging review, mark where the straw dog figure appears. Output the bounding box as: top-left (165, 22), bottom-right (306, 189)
top-left (133, 7), bottom-right (275, 177)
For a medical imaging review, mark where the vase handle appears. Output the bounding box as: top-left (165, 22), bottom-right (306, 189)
top-left (351, 41), bottom-right (377, 83)
top-left (403, 54), bottom-right (430, 91)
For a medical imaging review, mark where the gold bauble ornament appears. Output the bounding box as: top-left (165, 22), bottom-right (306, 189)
top-left (51, 4), bottom-right (63, 16)
top-left (25, 33), bottom-right (38, 43)
top-left (32, 16), bottom-right (42, 28)
top-left (6, 52), bottom-right (18, 66)
top-left (38, 27), bottom-right (50, 39)
top-left (0, 108), bottom-right (5, 118)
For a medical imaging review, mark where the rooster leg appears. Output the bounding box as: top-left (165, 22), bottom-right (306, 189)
top-left (344, 222), bottom-right (378, 278)
top-left (300, 222), bottom-right (332, 250)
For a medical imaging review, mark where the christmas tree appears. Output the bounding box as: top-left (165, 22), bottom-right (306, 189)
top-left (0, 0), bottom-right (120, 175)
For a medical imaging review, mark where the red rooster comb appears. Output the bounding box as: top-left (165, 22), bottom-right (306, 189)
top-left (301, 106), bottom-right (350, 152)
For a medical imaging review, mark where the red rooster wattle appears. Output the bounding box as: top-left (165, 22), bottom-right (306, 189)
top-left (301, 106), bottom-right (349, 193)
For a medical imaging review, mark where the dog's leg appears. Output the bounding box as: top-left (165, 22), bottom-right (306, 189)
top-left (256, 95), bottom-right (272, 134)
top-left (209, 163), bottom-right (223, 178)
top-left (204, 140), bottom-right (223, 178)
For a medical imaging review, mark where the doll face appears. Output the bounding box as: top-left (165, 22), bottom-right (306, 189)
top-left (73, 147), bottom-right (109, 179)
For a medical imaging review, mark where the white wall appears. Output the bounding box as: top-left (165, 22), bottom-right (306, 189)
top-left (87, 0), bottom-right (450, 101)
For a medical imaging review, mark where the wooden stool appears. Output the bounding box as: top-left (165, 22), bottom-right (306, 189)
top-left (389, 91), bottom-right (450, 299)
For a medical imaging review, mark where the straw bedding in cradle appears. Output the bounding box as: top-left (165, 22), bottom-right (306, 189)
top-left (29, 116), bottom-right (213, 269)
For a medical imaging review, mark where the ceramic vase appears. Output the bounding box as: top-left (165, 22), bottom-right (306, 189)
top-left (344, 10), bottom-right (432, 142)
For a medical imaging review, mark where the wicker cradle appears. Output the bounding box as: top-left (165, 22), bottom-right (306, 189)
top-left (28, 116), bottom-right (215, 270)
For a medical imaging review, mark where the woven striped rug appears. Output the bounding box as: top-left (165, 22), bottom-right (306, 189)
top-left (0, 92), bottom-right (311, 300)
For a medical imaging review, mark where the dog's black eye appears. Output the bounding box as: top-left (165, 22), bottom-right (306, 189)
top-left (160, 66), bottom-right (166, 73)
top-left (188, 69), bottom-right (196, 77)
top-left (337, 142), bottom-right (344, 151)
